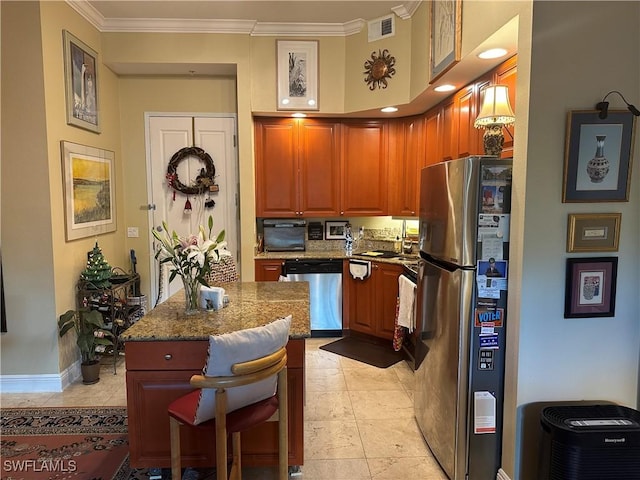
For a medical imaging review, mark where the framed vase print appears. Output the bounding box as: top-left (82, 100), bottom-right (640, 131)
top-left (564, 257), bottom-right (617, 318)
top-left (562, 110), bottom-right (636, 202)
top-left (63, 30), bottom-right (100, 133)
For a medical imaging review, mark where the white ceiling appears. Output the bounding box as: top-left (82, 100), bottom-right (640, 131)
top-left (71, 0), bottom-right (518, 116)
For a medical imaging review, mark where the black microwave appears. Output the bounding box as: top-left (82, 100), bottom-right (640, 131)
top-left (263, 219), bottom-right (306, 252)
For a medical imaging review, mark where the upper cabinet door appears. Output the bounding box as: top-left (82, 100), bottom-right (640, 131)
top-left (255, 118), bottom-right (299, 217)
top-left (493, 55), bottom-right (517, 158)
top-left (389, 116), bottom-right (424, 216)
top-left (298, 120), bottom-right (342, 217)
top-left (341, 121), bottom-right (389, 216)
top-left (424, 107), bottom-right (441, 167)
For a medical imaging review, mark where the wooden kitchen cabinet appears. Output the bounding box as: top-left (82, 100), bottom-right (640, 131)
top-left (254, 259), bottom-right (284, 281)
top-left (341, 120), bottom-right (389, 216)
top-left (125, 338), bottom-right (305, 468)
top-left (255, 118), bottom-right (341, 217)
top-left (348, 262), bottom-right (403, 340)
top-left (493, 55), bottom-right (517, 158)
top-left (388, 115), bottom-right (425, 216)
top-left (423, 107), bottom-right (441, 167)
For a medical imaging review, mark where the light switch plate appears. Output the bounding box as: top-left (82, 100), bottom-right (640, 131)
top-left (127, 227), bottom-right (139, 238)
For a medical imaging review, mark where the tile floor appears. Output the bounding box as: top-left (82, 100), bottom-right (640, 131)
top-left (0, 338), bottom-right (448, 480)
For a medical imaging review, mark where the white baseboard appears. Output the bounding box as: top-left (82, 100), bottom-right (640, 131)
top-left (0, 361), bottom-right (81, 393)
top-left (497, 468), bottom-right (512, 480)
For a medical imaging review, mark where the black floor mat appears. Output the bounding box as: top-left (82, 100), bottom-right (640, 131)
top-left (319, 336), bottom-right (404, 368)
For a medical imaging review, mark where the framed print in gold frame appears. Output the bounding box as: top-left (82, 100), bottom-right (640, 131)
top-left (567, 213), bottom-right (621, 253)
top-left (430, 0), bottom-right (462, 83)
top-left (61, 141), bottom-right (116, 241)
top-left (63, 30), bottom-right (100, 133)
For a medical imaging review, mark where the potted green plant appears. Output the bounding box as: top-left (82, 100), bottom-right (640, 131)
top-left (58, 308), bottom-right (114, 384)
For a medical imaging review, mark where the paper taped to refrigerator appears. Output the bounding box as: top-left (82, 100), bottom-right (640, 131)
top-left (474, 391), bottom-right (496, 434)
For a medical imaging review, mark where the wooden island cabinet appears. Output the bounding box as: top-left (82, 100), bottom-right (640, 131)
top-left (121, 282), bottom-right (310, 469)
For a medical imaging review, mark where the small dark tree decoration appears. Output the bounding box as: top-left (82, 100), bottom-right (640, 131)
top-left (363, 49), bottom-right (396, 90)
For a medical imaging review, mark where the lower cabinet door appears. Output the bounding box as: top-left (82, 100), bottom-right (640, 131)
top-left (126, 370), bottom-right (215, 468)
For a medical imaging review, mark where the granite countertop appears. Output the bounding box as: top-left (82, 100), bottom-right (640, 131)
top-left (121, 282), bottom-right (310, 342)
top-left (255, 249), bottom-right (419, 266)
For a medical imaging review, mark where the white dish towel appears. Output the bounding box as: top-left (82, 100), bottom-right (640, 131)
top-left (397, 275), bottom-right (416, 332)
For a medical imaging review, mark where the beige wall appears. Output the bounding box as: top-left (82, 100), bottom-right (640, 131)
top-left (118, 76), bottom-right (237, 302)
top-left (1, 1), bottom-right (59, 374)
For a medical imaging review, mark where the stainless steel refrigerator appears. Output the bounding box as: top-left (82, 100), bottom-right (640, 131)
top-left (414, 156), bottom-right (513, 480)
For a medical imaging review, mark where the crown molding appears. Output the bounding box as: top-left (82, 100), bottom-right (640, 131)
top-left (66, 0), bottom-right (373, 36)
top-left (252, 19), bottom-right (365, 37)
top-left (101, 18), bottom-right (258, 34)
top-left (392, 1), bottom-right (420, 20)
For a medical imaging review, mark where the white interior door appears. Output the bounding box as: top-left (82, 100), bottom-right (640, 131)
top-left (147, 114), bottom-right (238, 306)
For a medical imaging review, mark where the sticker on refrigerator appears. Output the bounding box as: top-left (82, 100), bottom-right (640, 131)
top-left (475, 308), bottom-right (504, 327)
top-left (479, 334), bottom-right (499, 349)
top-left (474, 391), bottom-right (496, 434)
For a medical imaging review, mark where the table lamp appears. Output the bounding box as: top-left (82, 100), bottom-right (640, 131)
top-left (474, 85), bottom-right (515, 157)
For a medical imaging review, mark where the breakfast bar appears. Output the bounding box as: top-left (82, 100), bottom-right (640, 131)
top-left (121, 281), bottom-right (310, 469)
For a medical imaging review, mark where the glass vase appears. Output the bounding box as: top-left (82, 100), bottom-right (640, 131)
top-left (181, 276), bottom-right (200, 315)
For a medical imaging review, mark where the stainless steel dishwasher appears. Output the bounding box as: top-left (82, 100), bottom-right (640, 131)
top-left (283, 259), bottom-right (342, 337)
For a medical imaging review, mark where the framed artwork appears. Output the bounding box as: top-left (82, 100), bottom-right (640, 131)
top-left (562, 110), bottom-right (636, 202)
top-left (564, 257), bottom-right (617, 318)
top-left (567, 213), bottom-right (621, 253)
top-left (61, 141), bottom-right (116, 241)
top-left (325, 221), bottom-right (348, 240)
top-left (276, 40), bottom-right (319, 111)
top-left (430, 0), bottom-right (462, 83)
top-left (63, 30), bottom-right (100, 133)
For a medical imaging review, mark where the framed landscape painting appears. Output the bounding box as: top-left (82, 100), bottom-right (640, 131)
top-left (61, 141), bottom-right (116, 241)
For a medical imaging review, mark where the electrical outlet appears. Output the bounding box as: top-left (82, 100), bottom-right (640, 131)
top-left (127, 227), bottom-right (139, 238)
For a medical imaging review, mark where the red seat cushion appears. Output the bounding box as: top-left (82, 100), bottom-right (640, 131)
top-left (168, 389), bottom-right (279, 433)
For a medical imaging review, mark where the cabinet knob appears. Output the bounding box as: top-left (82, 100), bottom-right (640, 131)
top-left (164, 354), bottom-right (172, 361)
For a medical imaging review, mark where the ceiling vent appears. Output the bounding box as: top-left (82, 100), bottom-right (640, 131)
top-left (368, 14), bottom-right (395, 42)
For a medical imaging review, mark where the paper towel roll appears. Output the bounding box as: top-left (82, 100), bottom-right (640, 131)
top-left (200, 286), bottom-right (226, 310)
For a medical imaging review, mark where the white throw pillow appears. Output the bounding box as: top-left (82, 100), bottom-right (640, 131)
top-left (193, 315), bottom-right (292, 425)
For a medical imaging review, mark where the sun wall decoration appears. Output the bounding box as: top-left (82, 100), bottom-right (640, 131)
top-left (363, 49), bottom-right (396, 90)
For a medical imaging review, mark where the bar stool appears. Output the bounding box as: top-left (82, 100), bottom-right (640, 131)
top-left (168, 316), bottom-right (291, 480)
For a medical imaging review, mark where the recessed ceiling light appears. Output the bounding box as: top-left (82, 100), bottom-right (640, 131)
top-left (281, 98), bottom-right (290, 105)
top-left (434, 84), bottom-right (456, 92)
top-left (381, 106), bottom-right (398, 113)
top-left (478, 48), bottom-right (508, 59)
top-left (307, 99), bottom-right (316, 107)
top-left (292, 113), bottom-right (307, 118)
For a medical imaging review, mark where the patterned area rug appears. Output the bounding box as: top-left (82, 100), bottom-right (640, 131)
top-left (0, 407), bottom-right (217, 480)
top-left (1, 406), bottom-right (130, 480)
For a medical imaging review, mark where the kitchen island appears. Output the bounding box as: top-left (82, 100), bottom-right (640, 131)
top-left (121, 281), bottom-right (310, 469)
